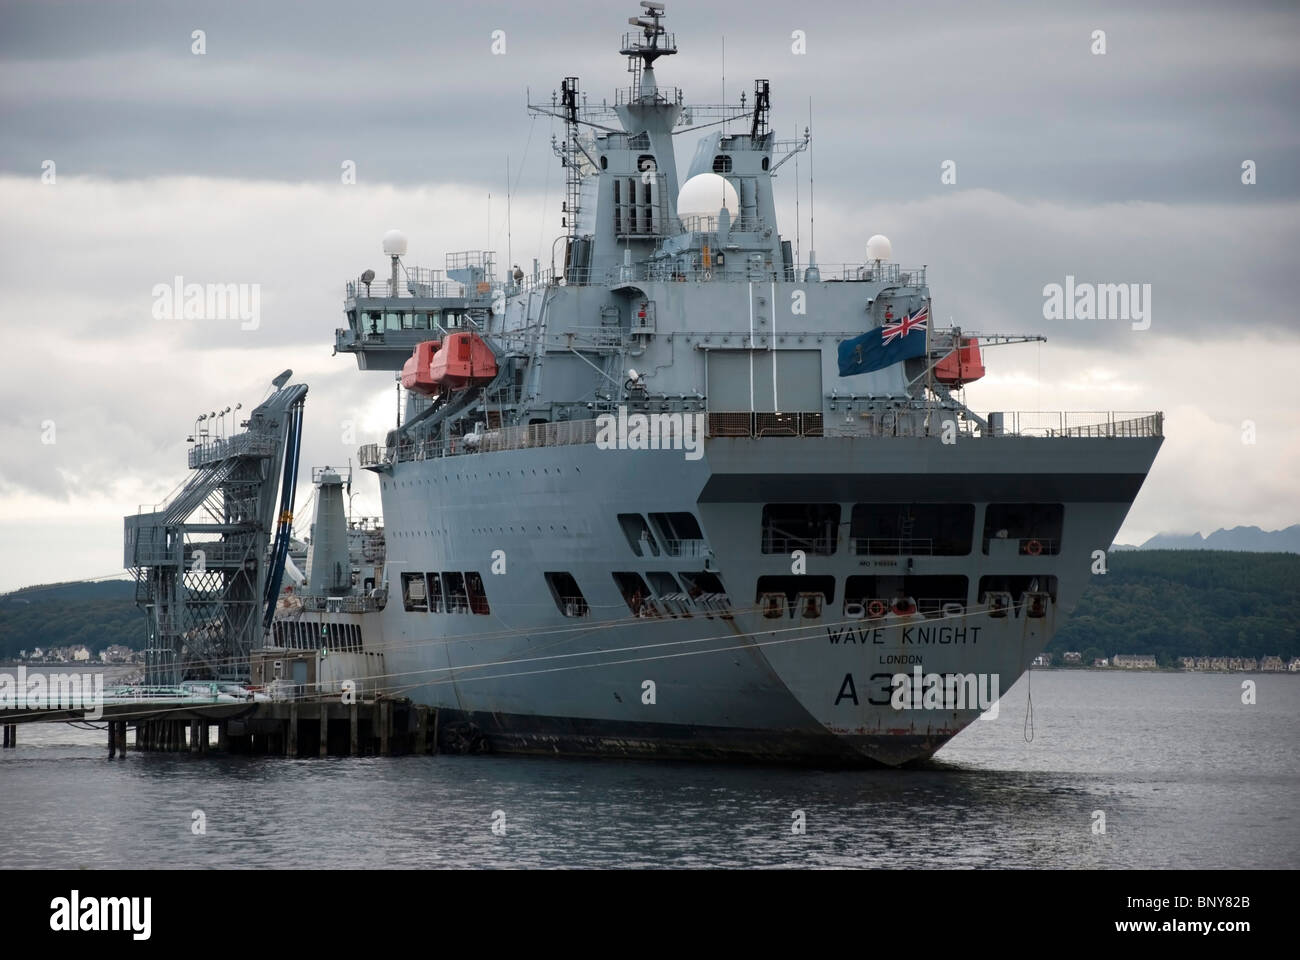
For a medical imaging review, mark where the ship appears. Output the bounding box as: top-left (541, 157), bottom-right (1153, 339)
top-left (127, 3), bottom-right (1162, 766)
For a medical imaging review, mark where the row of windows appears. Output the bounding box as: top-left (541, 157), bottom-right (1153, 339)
top-left (616, 511), bottom-right (707, 558)
top-left (755, 575), bottom-right (1058, 621)
top-left (272, 619), bottom-right (364, 652)
top-left (401, 571), bottom-right (491, 615)
top-left (352, 309), bottom-right (470, 333)
top-left (607, 570), bottom-right (732, 620)
top-left (760, 503), bottom-right (1066, 557)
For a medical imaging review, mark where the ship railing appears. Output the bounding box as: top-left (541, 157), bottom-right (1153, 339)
top-left (675, 214), bottom-right (768, 235)
top-left (360, 409), bottom-right (1163, 468)
top-left (188, 432), bottom-right (279, 468)
top-left (660, 539), bottom-right (712, 558)
top-left (707, 412), bottom-right (824, 438)
top-left (347, 275), bottom-right (462, 300)
top-left (298, 595), bottom-right (384, 613)
top-left (842, 597), bottom-right (967, 620)
top-left (614, 83), bottom-right (682, 106)
top-left (990, 411), bottom-right (1164, 438)
top-left (182, 540), bottom-right (254, 568)
top-left (983, 536), bottom-right (1061, 556)
top-left (761, 535), bottom-right (837, 555)
top-left (511, 262), bottom-right (927, 290)
top-left (851, 538), bottom-right (936, 556)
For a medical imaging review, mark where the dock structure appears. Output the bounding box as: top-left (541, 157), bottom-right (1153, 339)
top-left (1, 697), bottom-right (441, 758)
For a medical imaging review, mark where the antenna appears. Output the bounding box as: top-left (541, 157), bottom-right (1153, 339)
top-left (808, 98), bottom-right (815, 255)
top-left (721, 36), bottom-right (726, 134)
top-left (506, 156), bottom-right (513, 275)
top-left (794, 148), bottom-right (801, 266)
top-left (806, 97), bottom-right (817, 281)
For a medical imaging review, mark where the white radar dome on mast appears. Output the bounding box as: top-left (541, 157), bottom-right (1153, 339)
top-left (866, 234), bottom-right (893, 262)
top-left (677, 173), bottom-right (739, 218)
top-left (382, 229), bottom-right (409, 257)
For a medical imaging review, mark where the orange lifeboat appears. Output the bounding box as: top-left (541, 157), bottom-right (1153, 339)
top-left (401, 340), bottom-right (443, 395)
top-left (428, 331), bottom-right (498, 390)
top-left (934, 337), bottom-right (985, 386)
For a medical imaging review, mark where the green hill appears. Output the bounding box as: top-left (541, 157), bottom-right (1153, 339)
top-left (1050, 550), bottom-right (1300, 663)
top-left (0, 580), bottom-right (140, 660)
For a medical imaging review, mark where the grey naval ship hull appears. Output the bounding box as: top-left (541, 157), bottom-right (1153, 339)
top-left (374, 433), bottom-right (1160, 766)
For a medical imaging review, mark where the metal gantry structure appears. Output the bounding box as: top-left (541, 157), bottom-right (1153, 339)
top-left (124, 376), bottom-right (307, 684)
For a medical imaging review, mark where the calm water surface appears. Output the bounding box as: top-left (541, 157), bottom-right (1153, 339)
top-left (1, 671), bottom-right (1295, 868)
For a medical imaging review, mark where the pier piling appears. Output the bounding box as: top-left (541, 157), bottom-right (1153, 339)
top-left (350, 703), bottom-right (359, 756)
top-left (319, 703), bottom-right (328, 757)
top-left (287, 703), bottom-right (298, 757)
top-left (415, 706), bottom-right (428, 755)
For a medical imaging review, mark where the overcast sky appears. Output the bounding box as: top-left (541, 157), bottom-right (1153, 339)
top-left (1, 0), bottom-right (1298, 590)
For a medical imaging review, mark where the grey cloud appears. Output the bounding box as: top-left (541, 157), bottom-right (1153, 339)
top-left (0, 0), bottom-right (1296, 201)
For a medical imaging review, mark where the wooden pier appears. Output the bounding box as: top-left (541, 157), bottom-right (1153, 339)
top-left (2, 697), bottom-right (441, 758)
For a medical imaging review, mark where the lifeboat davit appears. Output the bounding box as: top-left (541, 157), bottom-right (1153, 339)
top-left (401, 340), bottom-right (443, 395)
top-left (934, 337), bottom-right (985, 387)
top-left (427, 332), bottom-right (498, 390)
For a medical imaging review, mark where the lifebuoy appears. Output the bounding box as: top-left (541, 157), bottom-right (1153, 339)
top-left (701, 269), bottom-right (712, 281)
top-left (867, 600), bottom-right (886, 618)
top-left (1025, 539), bottom-right (1043, 556)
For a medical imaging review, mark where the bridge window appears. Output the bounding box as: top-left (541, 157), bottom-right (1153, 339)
top-left (761, 504), bottom-right (839, 555)
top-left (401, 572), bottom-right (427, 612)
top-left (545, 572), bottom-right (589, 617)
top-left (464, 571), bottom-right (491, 615)
top-left (982, 504), bottom-right (1064, 555)
top-left (850, 503), bottom-right (974, 556)
top-left (712, 155), bottom-right (733, 173)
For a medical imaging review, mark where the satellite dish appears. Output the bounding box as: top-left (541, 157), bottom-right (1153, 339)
top-left (382, 229), bottom-right (408, 256)
top-left (360, 268), bottom-right (376, 284)
top-left (866, 234), bottom-right (893, 262)
top-left (272, 370), bottom-right (292, 389)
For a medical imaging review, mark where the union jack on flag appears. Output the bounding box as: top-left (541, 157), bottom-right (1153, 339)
top-left (881, 303), bottom-right (928, 345)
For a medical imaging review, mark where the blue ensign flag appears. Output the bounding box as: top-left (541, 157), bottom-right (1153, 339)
top-left (837, 303), bottom-right (929, 377)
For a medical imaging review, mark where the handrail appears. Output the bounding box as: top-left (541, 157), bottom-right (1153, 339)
top-left (358, 410), bottom-right (1163, 467)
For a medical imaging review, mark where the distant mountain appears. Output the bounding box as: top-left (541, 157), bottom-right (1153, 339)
top-left (1111, 525), bottom-right (1300, 554)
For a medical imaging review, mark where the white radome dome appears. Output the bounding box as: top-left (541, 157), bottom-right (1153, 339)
top-left (866, 234), bottom-right (893, 261)
top-left (382, 229), bottom-right (408, 256)
top-left (676, 173), bottom-right (739, 218)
